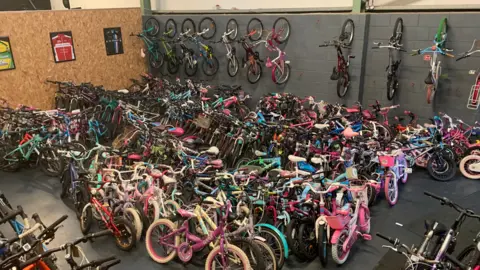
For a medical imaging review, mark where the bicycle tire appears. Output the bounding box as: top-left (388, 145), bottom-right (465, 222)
top-left (255, 227), bottom-right (286, 269)
top-left (149, 51), bottom-right (164, 69)
top-left (39, 147), bottom-right (64, 177)
top-left (114, 217), bottom-right (137, 251)
top-left (184, 59), bottom-right (198, 76)
top-left (227, 55), bottom-right (239, 77)
top-left (460, 155), bottom-right (480, 180)
top-left (274, 63), bottom-right (291, 85)
top-left (427, 151), bottom-right (456, 181)
top-left (144, 17), bottom-right (160, 36)
top-left (340, 19), bottom-right (355, 46)
top-left (202, 55), bottom-right (219, 76)
top-left (298, 222), bottom-right (318, 261)
top-left (331, 229), bottom-right (350, 264)
top-left (79, 204), bottom-right (93, 234)
top-left (181, 18), bottom-right (196, 35)
top-left (386, 76), bottom-right (398, 101)
top-left (247, 61), bottom-right (262, 84)
top-left (254, 239), bottom-right (277, 270)
top-left (384, 171), bottom-right (398, 206)
top-left (317, 225), bottom-right (329, 267)
top-left (226, 18), bottom-right (239, 41)
top-left (231, 238), bottom-right (266, 270)
top-left (164, 18), bottom-right (177, 38)
top-left (273, 17), bottom-right (291, 44)
top-left (198, 17), bottom-right (216, 40)
top-left (336, 72), bottom-right (350, 97)
top-left (247, 18), bottom-right (264, 41)
top-left (167, 57), bottom-right (180, 74)
top-left (456, 245), bottom-right (479, 267)
top-left (74, 182), bottom-right (90, 219)
top-left (205, 244), bottom-right (251, 270)
top-left (286, 219), bottom-right (306, 261)
top-left (124, 207), bottom-right (142, 243)
top-left (392, 17), bottom-right (403, 44)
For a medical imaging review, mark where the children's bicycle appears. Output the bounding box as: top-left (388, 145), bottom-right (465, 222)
top-left (372, 17), bottom-right (406, 100)
top-left (238, 31), bottom-right (266, 84)
top-left (411, 18), bottom-right (453, 104)
top-left (187, 29), bottom-right (219, 76)
top-left (131, 25), bottom-right (164, 69)
top-left (457, 39), bottom-right (480, 110)
top-left (265, 29), bottom-right (291, 85)
top-left (319, 19), bottom-right (355, 97)
top-left (212, 29), bottom-right (239, 77)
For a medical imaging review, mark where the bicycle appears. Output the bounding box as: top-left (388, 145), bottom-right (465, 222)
top-left (371, 17), bottom-right (405, 100)
top-left (457, 39), bottom-right (480, 110)
top-left (159, 30), bottom-right (180, 74)
top-left (132, 18), bottom-right (164, 69)
top-left (187, 29), bottom-right (219, 76)
top-left (212, 29), bottom-right (239, 77)
top-left (265, 30), bottom-right (291, 85)
top-left (238, 31), bottom-right (266, 84)
top-left (411, 17), bottom-right (452, 104)
top-left (319, 37), bottom-right (355, 97)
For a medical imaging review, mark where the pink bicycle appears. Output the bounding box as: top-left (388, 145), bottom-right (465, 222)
top-left (323, 179), bottom-right (372, 265)
top-left (144, 200), bottom-right (251, 269)
top-left (265, 29), bottom-right (291, 85)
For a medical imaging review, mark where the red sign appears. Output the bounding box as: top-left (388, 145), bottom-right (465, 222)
top-left (50, 31), bottom-right (76, 63)
top-left (423, 55), bottom-right (431, 61)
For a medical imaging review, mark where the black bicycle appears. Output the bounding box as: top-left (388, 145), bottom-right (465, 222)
top-left (372, 17), bottom-right (405, 100)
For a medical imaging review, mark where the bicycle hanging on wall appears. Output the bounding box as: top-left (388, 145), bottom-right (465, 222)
top-left (212, 25), bottom-right (239, 77)
top-left (372, 17), bottom-right (405, 100)
top-left (457, 39), bottom-right (480, 110)
top-left (319, 19), bottom-right (355, 98)
top-left (134, 17), bottom-right (164, 69)
top-left (411, 17), bottom-right (453, 104)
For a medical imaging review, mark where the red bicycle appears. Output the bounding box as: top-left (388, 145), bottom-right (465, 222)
top-left (319, 19), bottom-right (355, 98)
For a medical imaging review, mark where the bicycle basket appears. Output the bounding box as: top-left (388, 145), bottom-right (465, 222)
top-left (378, 155), bottom-right (395, 167)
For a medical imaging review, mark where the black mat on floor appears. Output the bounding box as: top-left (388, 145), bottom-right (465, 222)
top-left (374, 206), bottom-right (480, 270)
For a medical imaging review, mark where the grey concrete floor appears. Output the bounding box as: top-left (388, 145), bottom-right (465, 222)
top-left (0, 168), bottom-right (478, 270)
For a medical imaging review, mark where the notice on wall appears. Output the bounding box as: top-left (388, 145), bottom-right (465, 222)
top-left (0, 37), bottom-right (15, 71)
top-left (50, 31), bottom-right (76, 63)
top-left (104, 27), bottom-right (123, 56)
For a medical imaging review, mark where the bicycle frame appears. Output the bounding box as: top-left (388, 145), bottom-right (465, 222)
top-left (3, 134), bottom-right (42, 162)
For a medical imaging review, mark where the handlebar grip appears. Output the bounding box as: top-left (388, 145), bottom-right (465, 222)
top-left (444, 253), bottom-right (467, 270)
top-left (38, 215), bottom-right (68, 239)
top-left (376, 232), bottom-right (395, 244)
top-left (99, 259), bottom-right (121, 270)
top-left (90, 229), bottom-right (112, 238)
top-left (423, 191), bottom-right (444, 201)
top-left (0, 206), bottom-right (23, 225)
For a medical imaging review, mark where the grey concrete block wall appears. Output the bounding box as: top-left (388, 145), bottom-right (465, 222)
top-left (143, 12), bottom-right (480, 124)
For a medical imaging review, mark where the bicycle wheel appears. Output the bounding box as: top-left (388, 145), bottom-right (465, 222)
top-left (231, 238), bottom-right (265, 270)
top-left (247, 18), bottom-right (263, 41)
top-left (273, 17), bottom-right (291, 44)
top-left (459, 155), bottom-right (480, 180)
top-left (384, 171), bottom-right (398, 206)
top-left (298, 222), bottom-right (317, 261)
top-left (74, 183), bottom-right (90, 219)
top-left (184, 57), bottom-right (198, 76)
top-left (340, 19), bottom-right (355, 46)
top-left (202, 55), bottom-right (219, 76)
top-left (427, 151), bottom-right (456, 181)
top-left (124, 207), bottom-right (143, 243)
top-left (167, 57), bottom-right (180, 74)
top-left (317, 225), bottom-right (329, 267)
top-left (255, 227), bottom-right (285, 269)
top-left (145, 218), bottom-right (179, 263)
top-left (164, 19), bottom-right (177, 38)
top-left (398, 155), bottom-right (409, 183)
top-left (198, 17), bottom-right (216, 40)
top-left (273, 63), bottom-right (290, 85)
top-left (114, 217), bottom-right (137, 251)
top-left (336, 72), bottom-right (350, 97)
top-left (205, 244), bottom-right (251, 270)
top-left (79, 204), bottom-right (93, 234)
top-left (253, 239), bottom-right (277, 270)
top-left (392, 17), bottom-right (403, 44)
top-left (181, 18), bottom-right (196, 35)
top-left (158, 199), bottom-right (180, 218)
top-left (247, 61), bottom-right (262, 84)
top-left (456, 245), bottom-right (478, 267)
top-left (226, 18), bottom-right (238, 41)
top-left (39, 147), bottom-right (64, 177)
top-left (227, 56), bottom-right (239, 77)
top-left (149, 51), bottom-right (164, 69)
top-left (435, 18), bottom-right (448, 44)
top-left (386, 75), bottom-right (398, 100)
top-left (144, 17), bottom-right (160, 36)
top-left (331, 229), bottom-right (350, 264)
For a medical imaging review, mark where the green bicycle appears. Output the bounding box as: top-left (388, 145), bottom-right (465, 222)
top-left (133, 17), bottom-right (163, 69)
top-left (159, 30), bottom-right (180, 74)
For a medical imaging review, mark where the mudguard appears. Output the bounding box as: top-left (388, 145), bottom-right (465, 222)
top-left (255, 223), bottom-right (289, 258)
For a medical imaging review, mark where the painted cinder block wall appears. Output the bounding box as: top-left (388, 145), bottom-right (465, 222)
top-left (144, 12), bottom-right (480, 124)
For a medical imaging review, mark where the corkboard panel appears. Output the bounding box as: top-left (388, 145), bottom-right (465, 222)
top-left (0, 8), bottom-right (146, 109)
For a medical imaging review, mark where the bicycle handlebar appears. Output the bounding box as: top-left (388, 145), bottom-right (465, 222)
top-left (424, 191), bottom-right (480, 219)
top-left (0, 205), bottom-right (24, 225)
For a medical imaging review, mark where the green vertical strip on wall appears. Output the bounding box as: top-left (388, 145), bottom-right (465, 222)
top-left (352, 0), bottom-right (363, 13)
top-left (141, 0), bottom-right (152, 15)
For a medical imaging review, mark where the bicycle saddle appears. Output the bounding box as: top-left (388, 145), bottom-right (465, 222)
top-left (424, 219), bottom-right (448, 236)
top-left (310, 156), bottom-right (326, 164)
top-left (149, 169), bottom-right (163, 179)
top-left (127, 153), bottom-right (142, 161)
top-left (346, 107), bottom-right (360, 113)
top-left (314, 123), bottom-right (330, 130)
top-left (168, 127), bottom-right (184, 137)
top-left (254, 150), bottom-right (267, 157)
top-left (177, 208), bottom-right (197, 218)
top-left (288, 155), bottom-right (307, 163)
top-left (424, 71), bottom-right (434, 85)
top-left (343, 126), bottom-right (359, 138)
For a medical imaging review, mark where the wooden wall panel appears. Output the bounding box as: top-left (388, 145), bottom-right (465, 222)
top-left (0, 8), bottom-right (146, 109)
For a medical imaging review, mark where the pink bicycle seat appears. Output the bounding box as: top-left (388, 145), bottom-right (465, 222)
top-left (201, 97), bottom-right (211, 101)
top-left (177, 209), bottom-right (196, 218)
top-left (346, 107), bottom-right (360, 113)
top-left (208, 159), bottom-right (223, 167)
top-left (168, 127), bottom-right (184, 137)
top-left (127, 153), bottom-right (142, 160)
top-left (280, 170), bottom-right (295, 178)
top-left (149, 169), bottom-right (163, 178)
top-left (362, 110), bottom-right (374, 119)
top-left (343, 127), bottom-right (359, 138)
